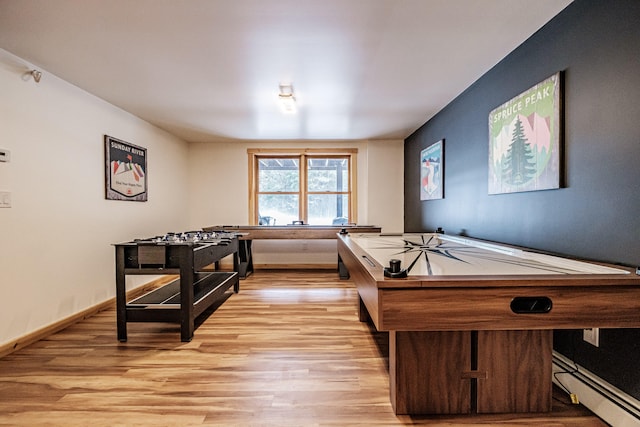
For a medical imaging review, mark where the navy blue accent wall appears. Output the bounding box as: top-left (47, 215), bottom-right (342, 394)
top-left (404, 0), bottom-right (640, 399)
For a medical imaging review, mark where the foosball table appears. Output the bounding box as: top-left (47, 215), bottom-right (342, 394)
top-left (114, 231), bottom-right (239, 342)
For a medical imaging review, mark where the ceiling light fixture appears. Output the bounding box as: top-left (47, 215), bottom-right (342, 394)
top-left (278, 84), bottom-right (297, 114)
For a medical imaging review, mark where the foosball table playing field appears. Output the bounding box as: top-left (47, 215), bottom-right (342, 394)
top-left (114, 231), bottom-right (239, 342)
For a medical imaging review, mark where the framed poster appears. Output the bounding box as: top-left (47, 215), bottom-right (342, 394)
top-left (105, 135), bottom-right (147, 201)
top-left (488, 72), bottom-right (562, 194)
top-left (420, 139), bottom-right (444, 201)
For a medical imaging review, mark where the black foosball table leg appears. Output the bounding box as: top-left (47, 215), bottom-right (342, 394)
top-left (115, 245), bottom-right (128, 342)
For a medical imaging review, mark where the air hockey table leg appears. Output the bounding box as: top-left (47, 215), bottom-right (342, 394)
top-left (237, 239), bottom-right (253, 278)
top-left (338, 254), bottom-right (350, 279)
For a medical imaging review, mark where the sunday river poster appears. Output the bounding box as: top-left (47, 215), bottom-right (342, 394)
top-left (105, 135), bottom-right (148, 201)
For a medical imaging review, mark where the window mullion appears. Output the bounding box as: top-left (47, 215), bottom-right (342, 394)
top-left (300, 154), bottom-right (307, 223)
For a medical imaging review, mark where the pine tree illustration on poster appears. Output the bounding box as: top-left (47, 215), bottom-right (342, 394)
top-left (502, 116), bottom-right (536, 186)
top-left (488, 72), bottom-right (561, 194)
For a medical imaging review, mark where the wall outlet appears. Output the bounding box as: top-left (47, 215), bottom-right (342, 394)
top-left (583, 328), bottom-right (600, 347)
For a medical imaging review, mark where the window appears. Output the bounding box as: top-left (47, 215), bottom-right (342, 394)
top-left (248, 149), bottom-right (357, 225)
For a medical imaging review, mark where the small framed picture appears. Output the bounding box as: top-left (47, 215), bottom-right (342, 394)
top-left (105, 135), bottom-right (147, 201)
top-left (420, 140), bottom-right (444, 201)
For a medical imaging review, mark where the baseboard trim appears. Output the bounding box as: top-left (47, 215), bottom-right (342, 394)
top-left (0, 276), bottom-right (176, 358)
top-left (254, 263), bottom-right (337, 270)
top-left (553, 351), bottom-right (640, 427)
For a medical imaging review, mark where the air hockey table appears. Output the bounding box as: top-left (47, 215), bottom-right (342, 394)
top-left (337, 232), bottom-right (640, 415)
top-left (203, 224), bottom-right (381, 278)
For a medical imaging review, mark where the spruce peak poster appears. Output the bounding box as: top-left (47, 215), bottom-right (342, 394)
top-left (488, 72), bottom-right (561, 194)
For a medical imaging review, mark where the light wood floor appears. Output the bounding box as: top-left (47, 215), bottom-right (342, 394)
top-left (0, 270), bottom-right (605, 426)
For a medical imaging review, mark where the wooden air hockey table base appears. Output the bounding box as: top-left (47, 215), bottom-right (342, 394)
top-left (337, 233), bottom-right (640, 415)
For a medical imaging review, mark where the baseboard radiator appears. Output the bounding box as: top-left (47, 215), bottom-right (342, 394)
top-left (553, 352), bottom-right (640, 426)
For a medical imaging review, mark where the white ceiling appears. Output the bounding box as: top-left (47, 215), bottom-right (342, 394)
top-left (0, 0), bottom-right (572, 142)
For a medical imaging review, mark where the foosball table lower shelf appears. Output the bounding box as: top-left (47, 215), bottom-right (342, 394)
top-left (123, 271), bottom-right (238, 335)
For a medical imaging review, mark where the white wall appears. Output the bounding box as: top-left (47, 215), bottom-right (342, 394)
top-left (365, 140), bottom-right (404, 233)
top-left (0, 48), bottom-right (404, 345)
top-left (187, 139), bottom-right (404, 265)
top-left (0, 49), bottom-right (190, 345)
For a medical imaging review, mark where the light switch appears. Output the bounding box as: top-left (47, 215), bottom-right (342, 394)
top-left (0, 149), bottom-right (10, 162)
top-left (0, 191), bottom-right (11, 208)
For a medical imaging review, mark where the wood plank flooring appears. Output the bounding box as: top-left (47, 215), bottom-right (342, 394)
top-left (0, 270), bottom-right (605, 426)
